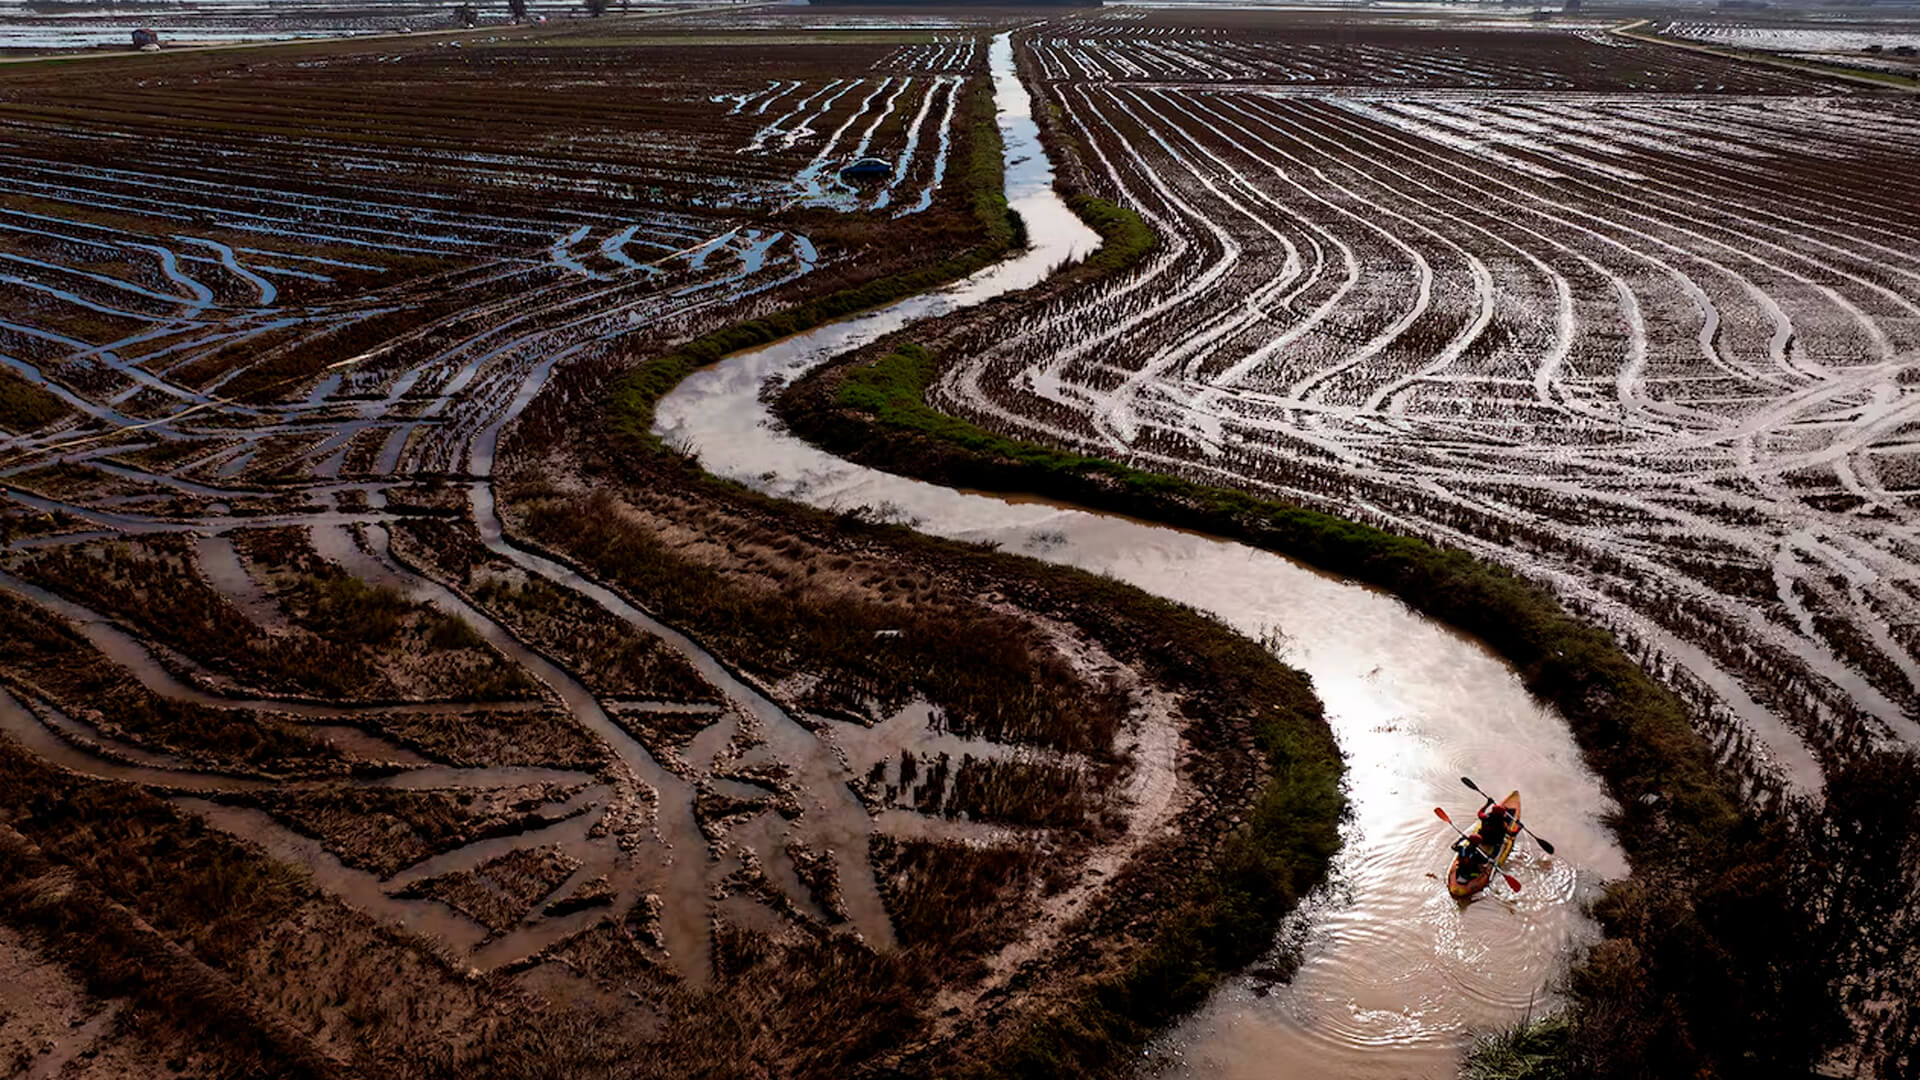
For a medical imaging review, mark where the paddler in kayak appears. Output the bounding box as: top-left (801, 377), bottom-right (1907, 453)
top-left (1474, 794), bottom-right (1515, 844)
top-left (1451, 833), bottom-right (1493, 876)
top-left (1438, 789), bottom-right (1524, 899)
top-left (1450, 798), bottom-right (1512, 868)
top-left (1436, 777), bottom-right (1560, 900)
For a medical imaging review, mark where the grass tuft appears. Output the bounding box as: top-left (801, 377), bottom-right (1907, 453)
top-left (1466, 1015), bottom-right (1576, 1080)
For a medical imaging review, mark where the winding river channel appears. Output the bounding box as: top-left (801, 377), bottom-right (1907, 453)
top-left (653, 31), bottom-right (1630, 1078)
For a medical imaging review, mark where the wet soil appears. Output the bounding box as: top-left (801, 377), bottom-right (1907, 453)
top-left (0, 16), bottom-right (1340, 1077)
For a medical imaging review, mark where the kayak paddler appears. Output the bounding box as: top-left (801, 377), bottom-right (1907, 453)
top-left (1475, 795), bottom-right (1514, 847)
top-left (1451, 831), bottom-right (1493, 872)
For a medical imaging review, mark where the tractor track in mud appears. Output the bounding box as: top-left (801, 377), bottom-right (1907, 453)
top-left (0, 20), bottom-right (1349, 1077)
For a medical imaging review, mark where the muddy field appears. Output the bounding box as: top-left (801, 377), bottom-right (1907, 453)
top-left (8, 5), bottom-right (1915, 1077)
top-left (926, 7), bottom-right (1920, 800)
top-left (0, 0), bottom-right (689, 54)
top-left (1026, 7), bottom-right (1848, 91)
top-left (0, 12), bottom-right (1352, 1078)
top-left (1657, 14), bottom-right (1920, 80)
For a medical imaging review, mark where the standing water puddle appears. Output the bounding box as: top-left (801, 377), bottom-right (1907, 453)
top-left (651, 30), bottom-right (1630, 1077)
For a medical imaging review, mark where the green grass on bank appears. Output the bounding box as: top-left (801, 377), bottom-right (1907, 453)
top-left (1466, 1016), bottom-right (1577, 1080)
top-left (1065, 193), bottom-right (1156, 278)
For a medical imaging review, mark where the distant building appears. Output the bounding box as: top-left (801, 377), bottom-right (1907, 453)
top-left (840, 157), bottom-right (892, 182)
top-left (131, 28), bottom-right (160, 48)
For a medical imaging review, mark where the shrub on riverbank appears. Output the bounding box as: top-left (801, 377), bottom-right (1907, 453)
top-left (1468, 1016), bottom-right (1576, 1080)
top-left (1482, 751), bottom-right (1918, 1079)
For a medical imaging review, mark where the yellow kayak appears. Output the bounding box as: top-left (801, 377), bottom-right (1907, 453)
top-left (1447, 790), bottom-right (1521, 899)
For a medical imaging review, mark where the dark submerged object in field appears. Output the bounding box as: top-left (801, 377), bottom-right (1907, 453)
top-left (131, 27), bottom-right (159, 48)
top-left (840, 157), bottom-right (892, 182)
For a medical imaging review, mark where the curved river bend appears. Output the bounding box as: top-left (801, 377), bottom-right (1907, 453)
top-left (654, 33), bottom-right (1628, 1078)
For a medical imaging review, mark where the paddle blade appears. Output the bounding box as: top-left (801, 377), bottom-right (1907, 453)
top-left (1434, 807), bottom-right (1454, 826)
top-left (1535, 836), bottom-right (1556, 856)
top-left (1504, 873), bottom-right (1522, 893)
top-left (1460, 776), bottom-right (1479, 791)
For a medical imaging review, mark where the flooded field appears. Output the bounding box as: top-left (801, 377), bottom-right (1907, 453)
top-left (929, 7), bottom-right (1920, 796)
top-left (0, 0), bottom-right (438, 52)
top-left (0, 5), bottom-right (1912, 1078)
top-left (0, 14), bottom-right (1152, 1074)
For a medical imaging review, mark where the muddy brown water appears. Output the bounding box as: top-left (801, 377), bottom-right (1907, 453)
top-left (648, 30), bottom-right (1630, 1077)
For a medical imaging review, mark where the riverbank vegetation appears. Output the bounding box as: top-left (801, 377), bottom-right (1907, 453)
top-left (976, 716), bottom-right (1342, 1078)
top-left (1062, 193), bottom-right (1156, 278)
top-left (1503, 747), bottom-right (1919, 1078)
